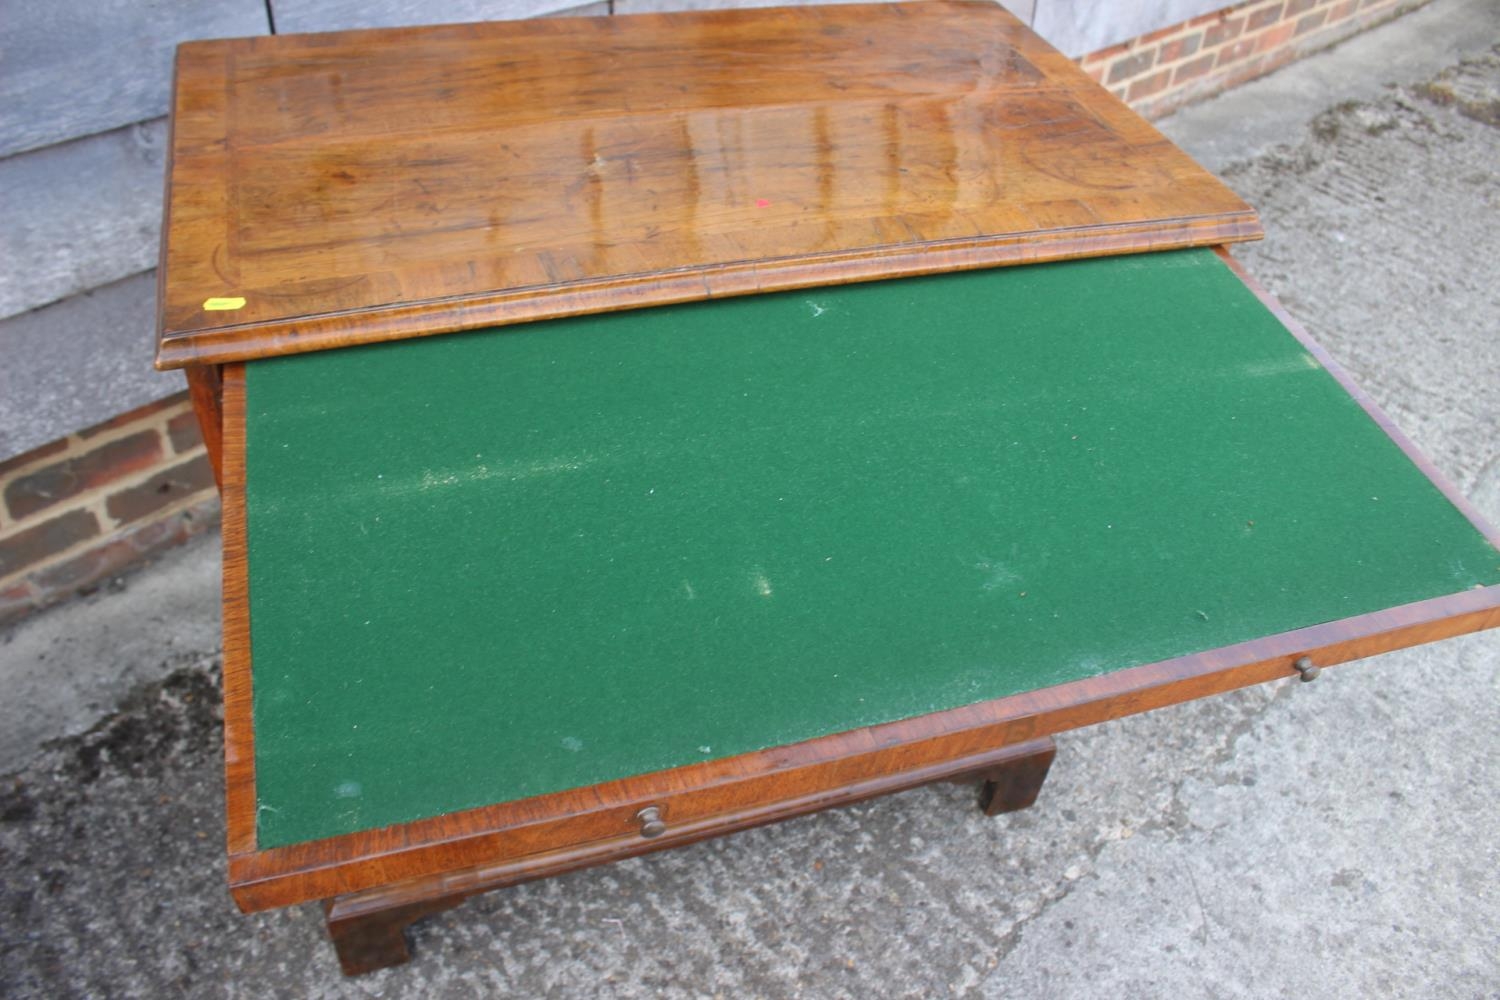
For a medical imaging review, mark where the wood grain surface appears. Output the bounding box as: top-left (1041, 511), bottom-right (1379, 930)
top-left (183, 364), bottom-right (225, 488)
top-left (218, 363), bottom-right (257, 860)
top-left (155, 0), bottom-right (1261, 369)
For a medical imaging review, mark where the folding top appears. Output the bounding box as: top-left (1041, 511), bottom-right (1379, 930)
top-left (155, 0), bottom-right (1261, 369)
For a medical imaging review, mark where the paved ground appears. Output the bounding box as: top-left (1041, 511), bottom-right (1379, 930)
top-left (3, 2), bottom-right (1499, 996)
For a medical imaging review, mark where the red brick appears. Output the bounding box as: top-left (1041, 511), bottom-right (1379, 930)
top-left (1296, 9), bottom-right (1329, 33)
top-left (1107, 49), bottom-right (1157, 84)
top-left (1285, 0), bottom-right (1318, 14)
top-left (1255, 21), bottom-right (1298, 52)
top-left (0, 509), bottom-right (100, 576)
top-left (167, 410), bottom-right (205, 454)
top-left (1217, 37), bottom-right (1258, 66)
top-left (1247, 3), bottom-right (1285, 30)
top-left (1329, 0), bottom-right (1359, 20)
top-left (1127, 68), bottom-right (1174, 102)
top-left (4, 431), bottom-right (163, 521)
top-left (1086, 63), bottom-right (1106, 83)
top-left (1174, 52), bottom-right (1219, 84)
top-left (30, 535), bottom-right (142, 593)
top-left (0, 438), bottom-right (68, 481)
top-left (1083, 40), bottom-right (1131, 65)
top-left (1204, 17), bottom-right (1244, 45)
top-left (30, 515), bottom-right (191, 593)
top-left (2, 496), bottom-right (219, 629)
top-left (1159, 32), bottom-right (1203, 63)
top-left (104, 454), bottom-right (216, 526)
top-left (77, 391), bottom-right (189, 439)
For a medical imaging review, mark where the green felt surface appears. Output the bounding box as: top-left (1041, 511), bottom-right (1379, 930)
top-left (243, 248), bottom-right (1500, 849)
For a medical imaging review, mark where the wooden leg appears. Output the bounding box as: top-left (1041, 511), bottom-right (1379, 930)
top-left (964, 736), bottom-right (1057, 816)
top-left (323, 894), bottom-right (467, 976)
top-left (183, 364), bottom-right (225, 490)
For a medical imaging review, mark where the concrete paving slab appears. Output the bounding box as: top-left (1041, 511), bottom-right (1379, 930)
top-left (0, 271), bottom-right (182, 459)
top-left (0, 532), bottom-right (220, 772)
top-left (2, 8), bottom-right (1498, 998)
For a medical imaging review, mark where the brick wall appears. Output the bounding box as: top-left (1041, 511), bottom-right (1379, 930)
top-left (1082, 0), bottom-right (1425, 120)
top-left (0, 393), bottom-right (218, 628)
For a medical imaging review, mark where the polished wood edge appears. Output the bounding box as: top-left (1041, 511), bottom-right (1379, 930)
top-left (154, 50), bottom-right (182, 374)
top-left (323, 737), bottom-right (1058, 925)
top-left (226, 581), bottom-right (1500, 912)
top-left (156, 215), bottom-right (1263, 371)
top-left (220, 365), bottom-right (258, 859)
top-left (184, 364), bottom-right (225, 489)
top-left (1213, 247), bottom-right (1500, 550)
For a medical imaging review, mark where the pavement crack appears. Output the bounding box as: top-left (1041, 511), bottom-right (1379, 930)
top-left (987, 677), bottom-right (1304, 969)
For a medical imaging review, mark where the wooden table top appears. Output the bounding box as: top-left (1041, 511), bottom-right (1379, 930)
top-left (155, 0), bottom-right (1260, 370)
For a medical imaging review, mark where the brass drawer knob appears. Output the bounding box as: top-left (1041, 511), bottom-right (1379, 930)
top-left (636, 806), bottom-right (667, 838)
